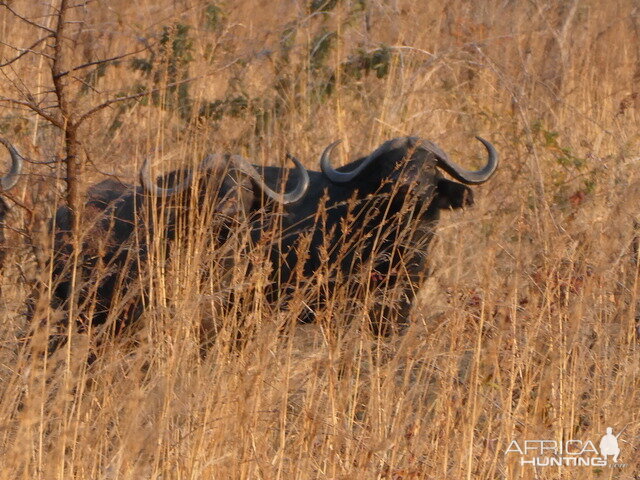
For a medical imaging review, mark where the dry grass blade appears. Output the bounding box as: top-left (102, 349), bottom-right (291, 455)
top-left (0, 1), bottom-right (638, 479)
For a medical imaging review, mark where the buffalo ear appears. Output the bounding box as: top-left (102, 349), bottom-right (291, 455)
top-left (436, 179), bottom-right (474, 209)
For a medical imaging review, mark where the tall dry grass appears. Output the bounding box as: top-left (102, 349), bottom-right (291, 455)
top-left (0, 0), bottom-right (639, 478)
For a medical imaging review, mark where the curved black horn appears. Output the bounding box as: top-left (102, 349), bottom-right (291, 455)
top-left (229, 153), bottom-right (310, 205)
top-left (0, 137), bottom-right (24, 191)
top-left (320, 140), bottom-right (383, 184)
top-left (322, 137), bottom-right (499, 185)
top-left (140, 157), bottom-right (193, 196)
top-left (433, 136), bottom-right (498, 185)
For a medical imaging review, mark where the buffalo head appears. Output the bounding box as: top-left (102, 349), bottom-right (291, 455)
top-left (320, 136), bottom-right (497, 210)
top-left (274, 136), bottom-right (498, 333)
top-left (139, 152), bottom-right (309, 246)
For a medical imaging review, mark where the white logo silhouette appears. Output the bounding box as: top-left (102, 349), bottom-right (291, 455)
top-left (599, 427), bottom-right (621, 463)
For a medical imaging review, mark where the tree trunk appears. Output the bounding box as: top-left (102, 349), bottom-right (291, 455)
top-left (51, 0), bottom-right (81, 231)
top-left (51, 0), bottom-right (83, 342)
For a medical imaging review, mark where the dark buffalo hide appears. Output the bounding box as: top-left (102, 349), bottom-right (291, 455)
top-left (32, 153), bottom-right (309, 351)
top-left (260, 136), bottom-right (498, 334)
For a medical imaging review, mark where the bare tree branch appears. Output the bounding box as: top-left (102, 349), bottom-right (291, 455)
top-left (0, 191), bottom-right (34, 217)
top-left (77, 77), bottom-right (196, 125)
top-left (25, 156), bottom-right (64, 165)
top-left (53, 47), bottom-right (149, 79)
top-left (0, 35), bottom-right (54, 67)
top-left (0, 97), bottom-right (64, 128)
top-left (76, 91), bottom-right (147, 124)
top-left (82, 144), bottom-right (129, 184)
top-left (0, 2), bottom-right (56, 34)
top-left (76, 60), bottom-right (240, 125)
top-left (69, 0), bottom-right (100, 9)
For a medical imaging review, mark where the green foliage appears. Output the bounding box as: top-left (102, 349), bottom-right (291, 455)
top-left (310, 30), bottom-right (337, 71)
top-left (107, 85), bottom-right (150, 136)
top-left (159, 23), bottom-right (193, 119)
top-left (242, 3), bottom-right (392, 134)
top-left (583, 178), bottom-right (596, 194)
top-left (160, 23), bottom-right (193, 67)
top-left (199, 95), bottom-right (249, 121)
top-left (204, 2), bottom-right (224, 32)
top-left (125, 23), bottom-right (196, 120)
top-left (130, 58), bottom-right (153, 74)
top-left (342, 46), bottom-right (391, 80)
top-left (310, 0), bottom-right (340, 12)
top-left (280, 23), bottom-right (297, 60)
top-left (108, 21), bottom-right (202, 133)
top-left (531, 121), bottom-right (598, 208)
top-left (533, 121), bottom-right (586, 170)
top-left (114, 2), bottom-right (390, 133)
top-left (0, 116), bottom-right (30, 135)
top-left (80, 62), bottom-right (108, 94)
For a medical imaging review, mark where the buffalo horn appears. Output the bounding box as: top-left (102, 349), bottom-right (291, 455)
top-left (320, 140), bottom-right (381, 184)
top-left (320, 136), bottom-right (498, 185)
top-left (140, 157), bottom-right (193, 196)
top-left (228, 153), bottom-right (309, 205)
top-left (432, 136), bottom-right (498, 185)
top-left (0, 137), bottom-right (24, 191)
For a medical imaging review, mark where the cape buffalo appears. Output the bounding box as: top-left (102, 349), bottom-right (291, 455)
top-left (265, 136), bottom-right (498, 333)
top-left (30, 149), bottom-right (309, 350)
top-left (0, 137), bottom-right (24, 271)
